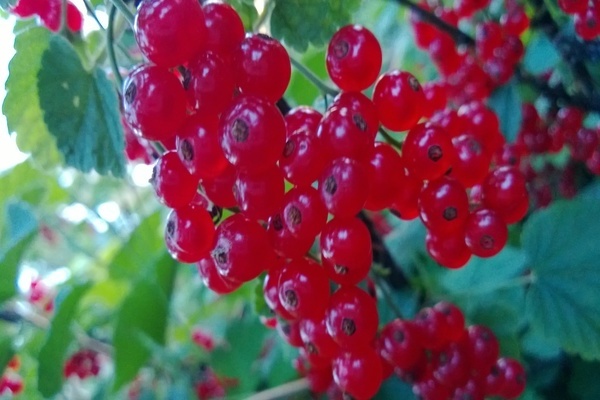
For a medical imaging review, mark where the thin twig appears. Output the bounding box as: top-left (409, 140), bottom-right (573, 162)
top-left (108, 0), bottom-right (135, 27)
top-left (289, 57), bottom-right (339, 97)
top-left (107, 5), bottom-right (124, 89)
top-left (82, 0), bottom-right (106, 30)
top-left (245, 378), bottom-right (309, 400)
top-left (390, 0), bottom-right (474, 45)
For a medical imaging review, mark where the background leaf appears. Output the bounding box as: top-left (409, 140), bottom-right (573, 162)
top-left (524, 33), bottom-right (561, 75)
top-left (488, 79), bottom-right (523, 143)
top-left (270, 0), bottom-right (361, 52)
top-left (523, 198), bottom-right (600, 360)
top-left (37, 34), bottom-right (125, 176)
top-left (38, 283), bottom-right (92, 397)
top-left (3, 28), bottom-right (63, 168)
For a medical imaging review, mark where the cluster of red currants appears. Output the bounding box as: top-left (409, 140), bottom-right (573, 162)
top-left (119, 0), bottom-right (531, 397)
top-left (9, 0), bottom-right (83, 32)
top-left (63, 349), bottom-right (101, 380)
top-left (412, 0), bottom-right (527, 104)
top-left (0, 357), bottom-right (24, 397)
top-left (27, 278), bottom-right (54, 314)
top-left (558, 0), bottom-right (600, 40)
top-left (292, 302), bottom-right (526, 400)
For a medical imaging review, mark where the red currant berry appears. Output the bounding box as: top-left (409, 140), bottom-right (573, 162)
top-left (318, 157), bottom-right (371, 218)
top-left (165, 203), bottom-right (215, 263)
top-left (327, 25), bottom-right (382, 92)
top-left (263, 267), bottom-right (295, 320)
top-left (151, 151), bottom-right (199, 209)
top-left (201, 164), bottom-right (238, 208)
top-left (202, 1), bottom-right (245, 58)
top-left (426, 229), bottom-right (472, 269)
top-left (282, 186), bottom-right (328, 240)
top-left (177, 114), bottom-right (229, 179)
top-left (279, 131), bottom-right (328, 187)
top-left (278, 258), bottom-right (330, 320)
top-left (211, 214), bottom-right (275, 282)
top-left (403, 123), bottom-right (456, 181)
top-left (433, 302), bottom-right (466, 342)
top-left (326, 285), bottom-right (379, 349)
top-left (482, 166), bottom-right (529, 223)
top-left (233, 33), bottom-right (291, 102)
top-left (233, 165), bottom-right (285, 221)
top-left (197, 256), bottom-right (241, 294)
top-left (419, 176), bottom-right (470, 235)
top-left (496, 357), bottom-right (527, 399)
top-left (373, 70), bottom-right (425, 131)
top-left (186, 51), bottom-right (235, 116)
top-left (450, 134), bottom-right (492, 188)
top-left (365, 142), bottom-right (405, 211)
top-left (266, 213), bottom-right (315, 259)
top-left (464, 208), bottom-right (508, 258)
top-left (123, 64), bottom-right (187, 142)
top-left (284, 106), bottom-right (323, 138)
top-left (320, 217), bottom-right (373, 286)
top-left (379, 319), bottom-right (423, 371)
top-left (465, 325), bottom-right (500, 373)
top-left (134, 0), bottom-right (206, 68)
top-left (300, 317), bottom-right (340, 361)
top-left (333, 348), bottom-right (383, 400)
top-left (219, 95), bottom-right (286, 173)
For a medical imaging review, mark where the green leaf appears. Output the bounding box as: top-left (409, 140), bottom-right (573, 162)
top-left (0, 335), bottom-right (15, 374)
top-left (253, 273), bottom-right (271, 318)
top-left (270, 0), bottom-right (360, 52)
top-left (210, 314), bottom-right (269, 395)
top-left (3, 28), bottom-right (63, 168)
top-left (523, 199), bottom-right (600, 361)
top-left (113, 279), bottom-right (171, 390)
top-left (569, 358), bottom-right (600, 400)
top-left (108, 212), bottom-right (163, 281)
top-left (523, 33), bottom-right (561, 75)
top-left (488, 79), bottom-right (523, 143)
top-left (0, 202), bottom-right (38, 305)
top-left (38, 283), bottom-right (92, 397)
top-left (38, 33), bottom-right (125, 176)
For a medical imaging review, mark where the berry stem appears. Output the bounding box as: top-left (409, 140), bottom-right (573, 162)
top-left (252, 0), bottom-right (274, 32)
top-left (245, 378), bottom-right (309, 400)
top-left (107, 5), bottom-right (124, 88)
top-left (289, 57), bottom-right (339, 97)
top-left (59, 0), bottom-right (68, 34)
top-left (83, 0), bottom-right (106, 30)
top-left (107, 0), bottom-right (135, 27)
top-left (389, 0), bottom-right (474, 45)
top-left (378, 127), bottom-right (403, 150)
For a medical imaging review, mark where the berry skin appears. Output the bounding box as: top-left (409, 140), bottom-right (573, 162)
top-left (165, 203), bottom-right (215, 263)
top-left (278, 258), bottom-right (330, 320)
top-left (320, 217), bottom-right (373, 286)
top-left (10, 0), bottom-right (39, 17)
top-left (426, 229), bottom-right (472, 269)
top-left (333, 348), bottom-right (383, 400)
top-left (186, 51), bottom-right (235, 116)
top-left (176, 114), bottom-right (228, 179)
top-left (201, 164), bottom-right (238, 208)
top-left (281, 186), bottom-right (328, 240)
top-left (134, 0), bottom-right (206, 68)
top-left (365, 142), bottom-right (405, 211)
top-left (482, 166), bottom-right (529, 223)
top-left (267, 213), bottom-right (315, 259)
top-left (197, 256), bottom-right (241, 294)
top-left (279, 131), bottom-right (328, 187)
top-left (574, 9), bottom-right (600, 40)
top-left (123, 64), bottom-right (187, 142)
top-left (413, 306), bottom-right (450, 350)
top-left (465, 325), bottom-right (500, 373)
top-left (263, 267), bottom-right (295, 320)
top-left (317, 103), bottom-right (377, 161)
top-left (284, 106), bottom-right (323, 138)
top-left (433, 301), bottom-right (466, 342)
top-left (326, 285), bottom-right (379, 349)
top-left (379, 319), bottom-right (423, 371)
top-left (202, 1), bottom-right (245, 59)
top-left (557, 0), bottom-right (587, 14)
top-left (326, 25), bottom-right (382, 91)
top-left (151, 151), bottom-right (199, 209)
top-left (419, 176), bottom-right (470, 235)
top-left (372, 70), bottom-right (426, 131)
top-left (496, 357), bottom-right (527, 399)
top-left (433, 341), bottom-right (469, 387)
top-left (211, 214), bottom-right (275, 283)
top-left (464, 208), bottom-right (508, 258)
top-left (299, 317), bottom-right (340, 361)
top-left (318, 157), bottom-right (371, 218)
top-left (403, 123), bottom-right (456, 181)
top-left (233, 165), bottom-right (285, 221)
top-left (233, 33), bottom-right (291, 102)
top-left (219, 95), bottom-right (286, 173)
top-left (450, 134), bottom-right (492, 188)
